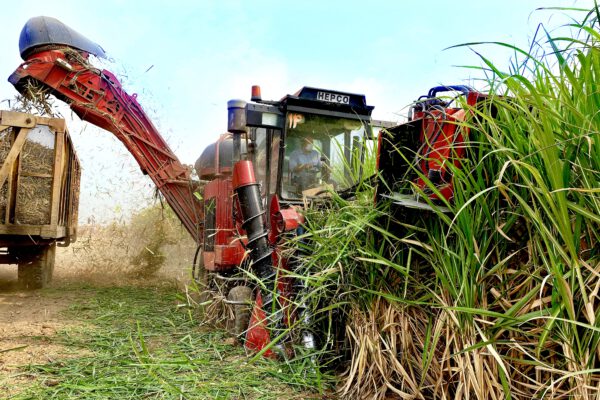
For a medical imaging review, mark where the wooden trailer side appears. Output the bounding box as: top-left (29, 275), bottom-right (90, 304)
top-left (0, 110), bottom-right (80, 241)
top-left (0, 110), bottom-right (81, 289)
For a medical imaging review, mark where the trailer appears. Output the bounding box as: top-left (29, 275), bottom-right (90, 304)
top-left (0, 110), bottom-right (80, 289)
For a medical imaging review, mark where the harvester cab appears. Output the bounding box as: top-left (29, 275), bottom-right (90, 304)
top-left (228, 86), bottom-right (375, 198)
top-left (376, 85), bottom-right (487, 211)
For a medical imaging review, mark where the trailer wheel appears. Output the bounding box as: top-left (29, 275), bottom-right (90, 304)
top-left (227, 285), bottom-right (253, 337)
top-left (17, 244), bottom-right (56, 290)
top-left (44, 243), bottom-right (56, 284)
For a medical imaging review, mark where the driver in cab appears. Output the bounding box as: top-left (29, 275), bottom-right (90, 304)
top-left (289, 137), bottom-right (321, 192)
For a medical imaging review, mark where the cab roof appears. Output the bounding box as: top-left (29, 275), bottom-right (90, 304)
top-left (281, 86), bottom-right (374, 117)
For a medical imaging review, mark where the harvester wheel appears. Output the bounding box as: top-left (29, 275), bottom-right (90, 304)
top-left (227, 285), bottom-right (253, 338)
top-left (191, 247), bottom-right (212, 305)
top-left (192, 247), bottom-right (207, 287)
top-left (17, 244), bottom-right (56, 290)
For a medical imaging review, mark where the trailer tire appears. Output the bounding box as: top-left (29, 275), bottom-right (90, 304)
top-left (227, 285), bottom-right (253, 337)
top-left (43, 243), bottom-right (56, 284)
top-left (17, 244), bottom-right (56, 290)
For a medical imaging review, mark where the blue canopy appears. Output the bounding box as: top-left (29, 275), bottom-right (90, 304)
top-left (19, 16), bottom-right (106, 59)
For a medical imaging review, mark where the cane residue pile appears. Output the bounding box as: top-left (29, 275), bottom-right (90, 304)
top-left (0, 125), bottom-right (55, 225)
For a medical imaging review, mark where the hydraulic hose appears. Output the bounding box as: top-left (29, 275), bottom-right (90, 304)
top-left (232, 161), bottom-right (281, 334)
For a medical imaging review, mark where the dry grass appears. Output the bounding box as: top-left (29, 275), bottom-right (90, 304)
top-left (8, 80), bottom-right (61, 118)
top-left (15, 177), bottom-right (52, 225)
top-left (56, 203), bottom-right (196, 287)
top-left (0, 137), bottom-right (55, 225)
top-left (187, 275), bottom-right (237, 331)
top-left (341, 294), bottom-right (600, 400)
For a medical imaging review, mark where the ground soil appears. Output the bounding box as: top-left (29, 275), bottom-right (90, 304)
top-left (0, 246), bottom-right (190, 398)
top-left (0, 292), bottom-right (89, 396)
top-left (0, 263), bottom-right (81, 397)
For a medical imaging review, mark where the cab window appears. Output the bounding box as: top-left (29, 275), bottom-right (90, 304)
top-left (281, 113), bottom-right (366, 199)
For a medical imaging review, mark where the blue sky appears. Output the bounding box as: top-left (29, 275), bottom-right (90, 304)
top-left (0, 0), bottom-right (594, 223)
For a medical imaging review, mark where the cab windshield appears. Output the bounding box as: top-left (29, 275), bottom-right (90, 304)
top-left (282, 112), bottom-right (367, 199)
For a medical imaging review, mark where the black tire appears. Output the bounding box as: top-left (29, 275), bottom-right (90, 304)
top-left (17, 244), bottom-right (56, 290)
top-left (192, 248), bottom-right (213, 305)
top-left (192, 247), bottom-right (207, 287)
top-left (227, 285), bottom-right (253, 337)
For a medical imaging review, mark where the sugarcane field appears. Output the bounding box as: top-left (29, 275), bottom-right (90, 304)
top-left (1, 1), bottom-right (600, 399)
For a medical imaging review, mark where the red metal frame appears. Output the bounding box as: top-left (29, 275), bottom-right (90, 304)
top-left (245, 291), bottom-right (275, 358)
top-left (10, 49), bottom-right (203, 243)
top-left (415, 91), bottom-right (486, 201)
top-left (412, 106), bottom-right (467, 201)
top-left (202, 178), bottom-right (245, 271)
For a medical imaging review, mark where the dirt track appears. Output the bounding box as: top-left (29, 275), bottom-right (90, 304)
top-left (0, 244), bottom-right (192, 398)
top-left (0, 263), bottom-right (84, 397)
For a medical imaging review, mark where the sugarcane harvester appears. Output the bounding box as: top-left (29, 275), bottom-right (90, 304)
top-left (9, 16), bottom-right (377, 354)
